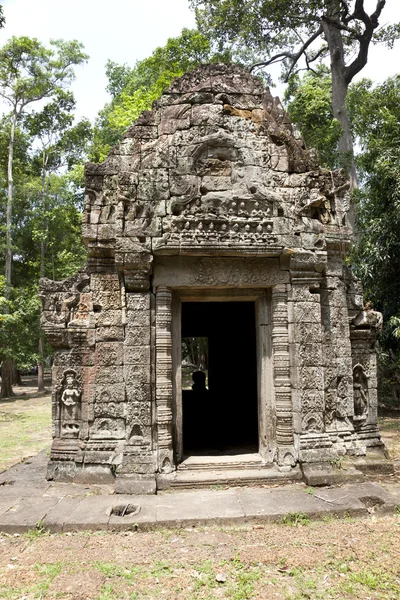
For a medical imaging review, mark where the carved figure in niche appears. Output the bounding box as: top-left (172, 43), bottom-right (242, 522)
top-left (353, 364), bottom-right (369, 420)
top-left (60, 369), bottom-right (81, 438)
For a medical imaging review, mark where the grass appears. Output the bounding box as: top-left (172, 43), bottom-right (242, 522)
top-left (0, 394), bottom-right (51, 471)
top-left (281, 512), bottom-right (310, 527)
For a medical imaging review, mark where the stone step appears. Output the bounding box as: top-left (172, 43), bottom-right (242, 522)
top-left (157, 466), bottom-right (302, 490)
top-left (178, 453), bottom-right (267, 472)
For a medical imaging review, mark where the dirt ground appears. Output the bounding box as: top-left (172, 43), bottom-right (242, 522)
top-left (1, 378), bottom-right (400, 599)
top-left (1, 514), bottom-right (400, 599)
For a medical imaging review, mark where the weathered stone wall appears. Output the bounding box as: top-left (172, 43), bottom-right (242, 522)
top-left (40, 64), bottom-right (386, 490)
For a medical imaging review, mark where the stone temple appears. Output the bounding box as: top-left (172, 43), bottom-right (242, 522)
top-left (40, 64), bottom-right (390, 493)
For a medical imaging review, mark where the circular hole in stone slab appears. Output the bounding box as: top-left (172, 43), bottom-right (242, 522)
top-left (110, 504), bottom-right (141, 517)
top-left (359, 496), bottom-right (385, 510)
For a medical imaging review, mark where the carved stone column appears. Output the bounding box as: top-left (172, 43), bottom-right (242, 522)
top-left (271, 284), bottom-right (295, 467)
top-left (155, 286), bottom-right (174, 473)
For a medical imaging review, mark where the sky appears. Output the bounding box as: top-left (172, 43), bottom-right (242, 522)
top-left (0, 0), bottom-right (400, 123)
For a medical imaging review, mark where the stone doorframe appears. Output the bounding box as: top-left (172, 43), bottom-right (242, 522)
top-left (154, 284), bottom-right (296, 473)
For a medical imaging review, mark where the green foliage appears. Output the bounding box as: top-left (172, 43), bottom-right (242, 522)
top-left (0, 36), bottom-right (88, 113)
top-left (348, 77), bottom-right (400, 336)
top-left (281, 512), bottom-right (310, 527)
top-left (0, 277), bottom-right (40, 366)
top-left (284, 67), bottom-right (342, 168)
top-left (91, 28), bottom-right (231, 162)
top-left (14, 173), bottom-right (87, 282)
top-left (0, 36), bottom-right (89, 380)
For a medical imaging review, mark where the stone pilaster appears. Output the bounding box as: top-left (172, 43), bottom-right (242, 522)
top-left (155, 286), bottom-right (174, 473)
top-left (289, 259), bottom-right (333, 463)
top-left (117, 289), bottom-right (154, 485)
top-left (320, 253), bottom-right (355, 454)
top-left (271, 284), bottom-right (295, 467)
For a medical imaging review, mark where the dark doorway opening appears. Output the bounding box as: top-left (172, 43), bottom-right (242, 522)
top-left (181, 302), bottom-right (258, 455)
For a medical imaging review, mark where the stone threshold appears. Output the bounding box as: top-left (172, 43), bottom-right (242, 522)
top-left (178, 452), bottom-right (267, 471)
top-left (157, 465), bottom-right (303, 490)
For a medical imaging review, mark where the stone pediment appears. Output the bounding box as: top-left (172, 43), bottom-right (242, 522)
top-left (83, 63), bottom-right (351, 263)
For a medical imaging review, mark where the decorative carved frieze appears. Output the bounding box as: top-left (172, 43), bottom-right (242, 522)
top-left (153, 257), bottom-right (289, 289)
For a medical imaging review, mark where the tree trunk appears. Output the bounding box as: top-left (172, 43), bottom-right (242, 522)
top-left (38, 336), bottom-right (45, 392)
top-left (11, 360), bottom-right (21, 385)
top-left (1, 359), bottom-right (14, 398)
top-left (322, 5), bottom-right (358, 229)
top-left (37, 160), bottom-right (48, 393)
top-left (5, 108), bottom-right (17, 299)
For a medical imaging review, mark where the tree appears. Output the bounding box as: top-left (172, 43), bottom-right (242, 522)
top-left (286, 70), bottom-right (400, 402)
top-left (0, 37), bottom-right (88, 397)
top-left (0, 36), bottom-right (88, 299)
top-left (0, 5), bottom-right (4, 28)
top-left (190, 0), bottom-right (400, 221)
top-left (25, 91), bottom-right (91, 279)
top-left (91, 28), bottom-right (231, 162)
top-left (284, 65), bottom-right (342, 168)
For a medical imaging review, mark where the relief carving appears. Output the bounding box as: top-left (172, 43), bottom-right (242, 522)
top-left (353, 364), bottom-right (369, 422)
top-left (302, 413), bottom-right (324, 433)
top-left (189, 258), bottom-right (287, 286)
top-left (59, 369), bottom-right (82, 439)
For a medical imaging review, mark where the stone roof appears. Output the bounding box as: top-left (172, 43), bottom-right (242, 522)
top-left (83, 63), bottom-right (351, 263)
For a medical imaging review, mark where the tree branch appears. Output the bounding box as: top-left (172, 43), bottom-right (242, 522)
top-left (250, 25), bottom-right (323, 81)
top-left (344, 0), bottom-right (386, 83)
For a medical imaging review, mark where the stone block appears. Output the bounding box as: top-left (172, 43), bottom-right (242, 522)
top-left (125, 384), bottom-right (152, 404)
top-left (126, 294), bottom-right (151, 312)
top-left (126, 310), bottom-right (151, 327)
top-left (90, 417), bottom-right (126, 440)
top-left (191, 104), bottom-right (223, 126)
top-left (125, 326), bottom-right (151, 346)
top-left (94, 383), bottom-right (125, 404)
top-left (94, 366), bottom-right (124, 385)
top-left (91, 273), bottom-right (120, 292)
top-left (115, 475), bottom-right (156, 494)
top-left (299, 367), bottom-right (324, 390)
top-left (293, 302), bottom-right (322, 324)
top-left (95, 342), bottom-right (123, 367)
top-left (95, 310), bottom-right (123, 327)
top-left (92, 291), bottom-right (122, 310)
top-left (95, 326), bottom-right (124, 342)
top-left (300, 390), bottom-right (325, 412)
top-left (293, 322), bottom-right (322, 344)
top-left (124, 364), bottom-right (152, 385)
top-left (124, 345), bottom-right (151, 365)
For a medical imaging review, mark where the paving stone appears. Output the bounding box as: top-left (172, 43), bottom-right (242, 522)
top-left (0, 497), bottom-right (60, 534)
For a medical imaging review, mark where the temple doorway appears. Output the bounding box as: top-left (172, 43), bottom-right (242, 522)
top-left (181, 301), bottom-right (258, 456)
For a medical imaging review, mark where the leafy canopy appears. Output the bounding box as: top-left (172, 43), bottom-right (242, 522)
top-left (91, 28), bottom-right (231, 162)
top-left (0, 36), bottom-right (88, 114)
top-left (284, 65), bottom-right (342, 168)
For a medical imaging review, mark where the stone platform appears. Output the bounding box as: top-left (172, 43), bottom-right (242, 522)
top-left (1, 451), bottom-right (399, 534)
